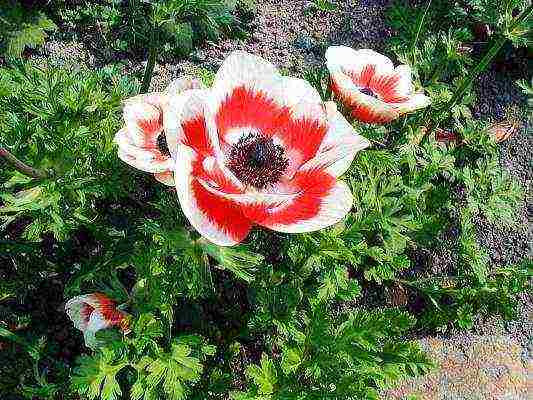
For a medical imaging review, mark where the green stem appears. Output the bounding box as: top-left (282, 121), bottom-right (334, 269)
top-left (140, 28), bottom-right (158, 94)
top-left (412, 0), bottom-right (432, 63)
top-left (0, 148), bottom-right (51, 179)
top-left (421, 4), bottom-right (533, 144)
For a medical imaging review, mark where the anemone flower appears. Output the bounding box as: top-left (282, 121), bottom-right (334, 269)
top-left (326, 46), bottom-right (431, 124)
top-left (65, 293), bottom-right (130, 348)
top-left (114, 77), bottom-right (204, 186)
top-left (162, 51), bottom-right (370, 247)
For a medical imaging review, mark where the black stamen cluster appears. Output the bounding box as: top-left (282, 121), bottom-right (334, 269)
top-left (157, 133), bottom-right (171, 157)
top-left (360, 87), bottom-right (378, 98)
top-left (227, 132), bottom-right (289, 189)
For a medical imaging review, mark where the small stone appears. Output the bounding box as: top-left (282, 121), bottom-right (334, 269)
top-left (294, 35), bottom-right (319, 53)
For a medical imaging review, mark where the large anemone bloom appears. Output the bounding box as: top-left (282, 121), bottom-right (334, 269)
top-left (115, 77), bottom-right (204, 186)
top-left (326, 46), bottom-right (431, 124)
top-left (163, 51), bottom-right (370, 246)
top-left (65, 293), bottom-right (130, 348)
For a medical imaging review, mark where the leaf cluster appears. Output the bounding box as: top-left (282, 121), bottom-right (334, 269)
top-left (0, 1), bottom-right (57, 58)
top-left (56, 0), bottom-right (255, 58)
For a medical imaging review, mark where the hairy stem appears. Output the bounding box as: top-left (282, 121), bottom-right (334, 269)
top-left (0, 148), bottom-right (51, 179)
top-left (140, 44), bottom-right (158, 94)
top-left (140, 16), bottom-right (159, 94)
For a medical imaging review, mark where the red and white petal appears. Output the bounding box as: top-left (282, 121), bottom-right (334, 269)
top-left (65, 297), bottom-right (94, 332)
top-left (278, 77), bottom-right (329, 172)
top-left (370, 65), bottom-right (414, 103)
top-left (392, 92), bottom-right (431, 114)
top-left (115, 128), bottom-right (173, 173)
top-left (163, 78), bottom-right (207, 155)
top-left (350, 91), bottom-right (399, 124)
top-left (154, 171), bottom-right (174, 186)
top-left (329, 71), bottom-right (398, 124)
top-left (199, 155), bottom-right (244, 194)
top-left (175, 145), bottom-right (252, 246)
top-left (123, 96), bottom-right (164, 147)
top-left (164, 89), bottom-right (210, 157)
top-left (164, 89), bottom-right (219, 158)
top-left (243, 168), bottom-right (353, 233)
top-left (326, 46), bottom-right (394, 87)
top-left (197, 177), bottom-right (299, 209)
top-left (210, 51), bottom-right (285, 128)
top-left (305, 107), bottom-right (371, 177)
top-left (82, 309), bottom-right (112, 348)
top-left (210, 52), bottom-right (328, 164)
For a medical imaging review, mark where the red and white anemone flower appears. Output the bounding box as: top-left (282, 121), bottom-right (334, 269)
top-left (65, 293), bottom-right (130, 348)
top-left (114, 77), bottom-right (204, 186)
top-left (326, 46), bottom-right (431, 124)
top-left (162, 51), bottom-right (370, 246)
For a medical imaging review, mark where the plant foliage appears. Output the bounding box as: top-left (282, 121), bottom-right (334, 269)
top-left (1, 1), bottom-right (531, 399)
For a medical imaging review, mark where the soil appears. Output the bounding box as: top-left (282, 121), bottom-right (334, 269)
top-left (5, 0), bottom-right (532, 397)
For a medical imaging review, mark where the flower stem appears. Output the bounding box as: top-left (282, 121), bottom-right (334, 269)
top-left (421, 4), bottom-right (533, 144)
top-left (0, 148), bottom-right (51, 179)
top-left (140, 25), bottom-right (158, 94)
top-left (412, 0), bottom-right (432, 63)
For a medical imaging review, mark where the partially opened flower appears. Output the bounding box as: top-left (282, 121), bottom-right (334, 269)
top-left (115, 77), bottom-right (204, 186)
top-left (65, 293), bottom-right (130, 348)
top-left (163, 51), bottom-right (370, 246)
top-left (326, 46), bottom-right (431, 124)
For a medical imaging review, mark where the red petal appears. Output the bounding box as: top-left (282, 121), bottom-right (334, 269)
top-left (182, 115), bottom-right (213, 156)
top-left (191, 179), bottom-right (252, 243)
top-left (92, 293), bottom-right (127, 329)
top-left (243, 168), bottom-right (338, 229)
top-left (216, 85), bottom-right (327, 162)
top-left (370, 73), bottom-right (407, 103)
top-left (347, 64), bottom-right (376, 87)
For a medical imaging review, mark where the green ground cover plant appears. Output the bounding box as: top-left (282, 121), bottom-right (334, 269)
top-left (0, 1), bottom-right (531, 399)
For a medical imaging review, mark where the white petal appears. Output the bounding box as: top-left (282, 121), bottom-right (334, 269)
top-left (304, 108), bottom-right (371, 176)
top-left (281, 77), bottom-right (327, 122)
top-left (115, 128), bottom-right (173, 173)
top-left (392, 92), bottom-right (431, 114)
top-left (83, 310), bottom-right (110, 349)
top-left (210, 50), bottom-right (286, 114)
top-left (326, 46), bottom-right (394, 77)
top-left (392, 65), bottom-right (415, 97)
top-left (65, 300), bottom-right (90, 332)
top-left (263, 180), bottom-right (354, 234)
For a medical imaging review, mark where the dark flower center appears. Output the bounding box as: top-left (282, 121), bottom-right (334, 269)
top-left (227, 132), bottom-right (289, 189)
top-left (360, 87), bottom-right (378, 98)
top-left (157, 133), bottom-right (171, 157)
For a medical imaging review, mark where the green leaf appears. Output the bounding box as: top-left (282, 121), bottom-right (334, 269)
top-left (281, 347), bottom-right (302, 375)
top-left (72, 349), bottom-right (127, 400)
top-left (245, 354), bottom-right (277, 395)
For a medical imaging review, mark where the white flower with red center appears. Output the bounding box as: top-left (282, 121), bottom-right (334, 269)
top-left (114, 77), bottom-right (204, 186)
top-left (163, 51), bottom-right (370, 246)
top-left (65, 293), bottom-right (130, 348)
top-left (326, 46), bottom-right (431, 124)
